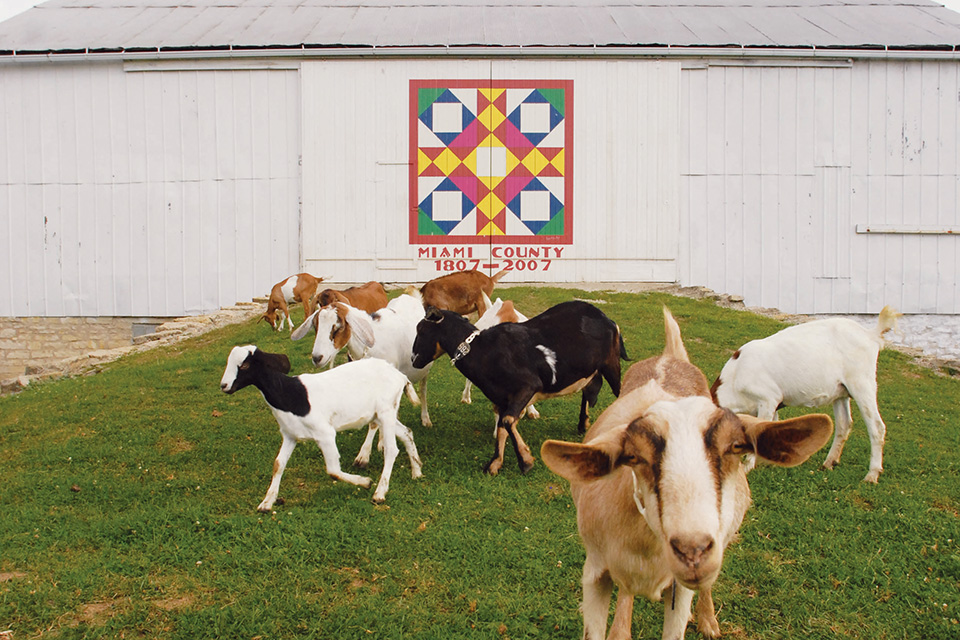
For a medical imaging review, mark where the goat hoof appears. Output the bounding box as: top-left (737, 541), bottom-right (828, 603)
top-left (483, 461), bottom-right (502, 476)
top-left (822, 459), bottom-right (838, 471)
top-left (697, 612), bottom-right (721, 638)
top-left (353, 458), bottom-right (370, 469)
top-left (863, 469), bottom-right (881, 483)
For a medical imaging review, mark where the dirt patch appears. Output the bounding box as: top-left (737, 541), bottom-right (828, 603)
top-left (152, 595), bottom-right (195, 611)
top-left (67, 598), bottom-right (128, 628)
top-left (0, 571), bottom-right (27, 582)
top-left (159, 435), bottom-right (195, 455)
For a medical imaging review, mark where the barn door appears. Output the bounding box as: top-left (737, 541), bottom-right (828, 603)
top-left (302, 59), bottom-right (680, 284)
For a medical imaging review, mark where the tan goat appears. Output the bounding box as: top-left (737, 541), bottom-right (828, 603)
top-left (419, 268), bottom-right (508, 316)
top-left (542, 308), bottom-right (832, 640)
top-left (312, 281), bottom-right (389, 314)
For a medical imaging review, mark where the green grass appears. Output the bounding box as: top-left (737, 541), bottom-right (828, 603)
top-left (1, 287), bottom-right (958, 639)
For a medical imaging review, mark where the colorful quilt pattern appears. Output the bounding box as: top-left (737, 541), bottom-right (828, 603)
top-left (410, 80), bottom-right (573, 244)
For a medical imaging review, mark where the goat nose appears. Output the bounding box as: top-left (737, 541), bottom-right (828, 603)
top-left (670, 534), bottom-right (715, 569)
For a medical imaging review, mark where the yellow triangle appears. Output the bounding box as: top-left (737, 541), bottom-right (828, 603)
top-left (480, 176), bottom-right (504, 191)
top-left (522, 148), bottom-right (548, 174)
top-left (463, 148), bottom-right (477, 175)
top-left (418, 149), bottom-right (433, 175)
top-left (478, 105), bottom-right (506, 132)
top-left (478, 88), bottom-right (506, 102)
top-left (550, 148), bottom-right (565, 175)
top-left (478, 221), bottom-right (506, 236)
top-left (479, 133), bottom-right (503, 149)
top-left (505, 148), bottom-right (521, 175)
top-left (477, 192), bottom-right (505, 219)
top-left (435, 148), bottom-right (462, 176)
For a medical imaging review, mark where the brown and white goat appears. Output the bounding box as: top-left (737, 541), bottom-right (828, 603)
top-left (542, 308), bottom-right (832, 640)
top-left (303, 281), bottom-right (390, 335)
top-left (262, 273), bottom-right (323, 331)
top-left (419, 268), bottom-right (508, 317)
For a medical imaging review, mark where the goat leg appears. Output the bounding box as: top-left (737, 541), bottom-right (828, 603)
top-left (483, 415), bottom-right (511, 476)
top-left (258, 436), bottom-right (297, 512)
top-left (503, 415), bottom-right (536, 474)
top-left (695, 586), bottom-right (720, 638)
top-left (577, 375), bottom-right (603, 434)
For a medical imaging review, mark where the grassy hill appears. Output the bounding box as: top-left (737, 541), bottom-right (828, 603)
top-left (1, 287), bottom-right (957, 639)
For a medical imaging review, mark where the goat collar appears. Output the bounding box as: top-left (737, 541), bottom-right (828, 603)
top-left (450, 330), bottom-right (480, 365)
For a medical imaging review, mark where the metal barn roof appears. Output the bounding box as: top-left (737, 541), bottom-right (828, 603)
top-left (1, 0), bottom-right (960, 56)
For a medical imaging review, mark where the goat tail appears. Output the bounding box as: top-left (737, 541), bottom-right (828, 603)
top-left (404, 381), bottom-right (422, 407)
top-left (875, 305), bottom-right (903, 343)
top-left (489, 268), bottom-right (509, 285)
top-left (662, 306), bottom-right (691, 363)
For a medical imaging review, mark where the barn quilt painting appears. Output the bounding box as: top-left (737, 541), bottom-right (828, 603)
top-left (410, 80), bottom-right (573, 244)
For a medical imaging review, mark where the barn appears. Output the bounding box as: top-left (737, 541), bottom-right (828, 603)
top-left (1, 0), bottom-right (959, 322)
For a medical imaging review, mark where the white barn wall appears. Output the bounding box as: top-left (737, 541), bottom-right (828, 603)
top-left (301, 58), bottom-right (680, 285)
top-left (0, 61), bottom-right (300, 317)
top-left (680, 59), bottom-right (960, 314)
top-left (2, 53), bottom-right (957, 318)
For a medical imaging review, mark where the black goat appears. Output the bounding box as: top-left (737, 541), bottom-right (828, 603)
top-left (411, 300), bottom-right (627, 475)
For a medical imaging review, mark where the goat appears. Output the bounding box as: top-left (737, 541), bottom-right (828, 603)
top-left (419, 268), bottom-right (508, 316)
top-left (312, 281), bottom-right (389, 315)
top-left (262, 273), bottom-right (323, 331)
top-left (292, 292), bottom-right (435, 429)
top-left (219, 346), bottom-right (422, 507)
top-left (459, 294), bottom-right (539, 419)
top-left (541, 308), bottom-right (833, 640)
top-left (710, 306), bottom-right (900, 483)
top-left (411, 300), bottom-right (627, 475)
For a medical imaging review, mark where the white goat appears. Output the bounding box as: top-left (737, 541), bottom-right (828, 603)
top-left (459, 294), bottom-right (540, 419)
top-left (542, 308), bottom-right (832, 640)
top-left (293, 293), bottom-right (433, 427)
top-left (711, 306), bottom-right (900, 483)
top-left (219, 346), bottom-right (422, 507)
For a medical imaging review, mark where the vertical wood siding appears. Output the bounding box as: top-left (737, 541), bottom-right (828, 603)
top-left (301, 59), bottom-right (680, 284)
top-left (680, 59), bottom-right (960, 314)
top-left (0, 62), bottom-right (300, 317)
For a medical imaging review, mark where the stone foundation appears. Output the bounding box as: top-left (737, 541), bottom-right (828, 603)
top-left (0, 317), bottom-right (136, 380)
top-left (0, 303), bottom-right (264, 394)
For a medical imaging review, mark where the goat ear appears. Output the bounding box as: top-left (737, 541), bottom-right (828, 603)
top-left (424, 306), bottom-right (444, 323)
top-left (341, 304), bottom-right (376, 349)
top-left (291, 311), bottom-right (319, 341)
top-left (257, 350), bottom-right (292, 374)
top-left (541, 438), bottom-right (619, 483)
top-left (740, 413), bottom-right (834, 467)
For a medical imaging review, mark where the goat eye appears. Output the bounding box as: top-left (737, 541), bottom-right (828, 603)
top-left (618, 453), bottom-right (644, 466)
top-left (239, 362), bottom-right (250, 371)
top-left (726, 442), bottom-right (751, 456)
